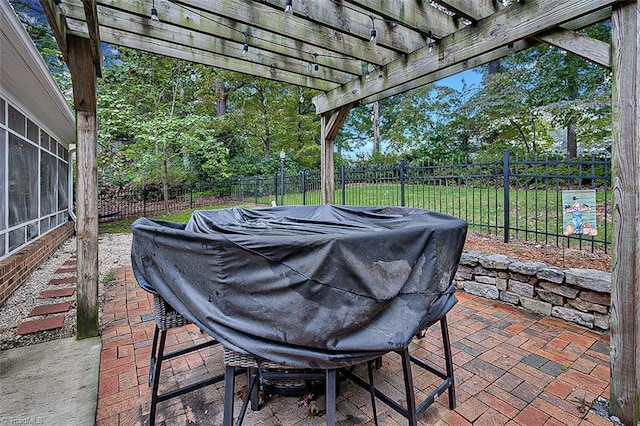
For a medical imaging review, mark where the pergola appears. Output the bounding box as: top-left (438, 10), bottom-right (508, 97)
top-left (39, 0), bottom-right (638, 422)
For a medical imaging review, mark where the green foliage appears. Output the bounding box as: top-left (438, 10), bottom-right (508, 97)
top-left (9, 0), bottom-right (71, 96)
top-left (18, 3), bottom-right (612, 186)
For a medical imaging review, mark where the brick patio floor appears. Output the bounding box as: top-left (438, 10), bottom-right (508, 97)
top-left (97, 266), bottom-right (613, 426)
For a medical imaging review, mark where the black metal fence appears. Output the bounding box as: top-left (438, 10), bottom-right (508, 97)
top-left (230, 151), bottom-right (612, 253)
top-left (99, 151), bottom-right (611, 253)
top-left (98, 182), bottom-right (233, 221)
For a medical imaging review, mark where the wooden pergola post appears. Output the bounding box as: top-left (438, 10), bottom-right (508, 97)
top-left (320, 104), bottom-right (354, 204)
top-left (609, 1), bottom-right (640, 424)
top-left (67, 34), bottom-right (100, 339)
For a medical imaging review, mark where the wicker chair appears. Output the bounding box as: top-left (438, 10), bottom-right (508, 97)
top-left (220, 314), bottom-right (454, 426)
top-left (222, 348), bottom-right (366, 426)
top-left (148, 294), bottom-right (224, 426)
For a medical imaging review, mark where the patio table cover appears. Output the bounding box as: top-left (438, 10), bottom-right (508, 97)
top-left (131, 205), bottom-right (467, 368)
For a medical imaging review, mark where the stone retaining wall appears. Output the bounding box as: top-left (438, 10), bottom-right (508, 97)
top-left (455, 251), bottom-right (611, 331)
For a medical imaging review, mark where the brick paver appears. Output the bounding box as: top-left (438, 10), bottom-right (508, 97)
top-left (48, 276), bottom-right (77, 285)
top-left (54, 267), bottom-right (76, 274)
top-left (95, 267), bottom-right (615, 426)
top-left (38, 287), bottom-right (76, 298)
top-left (28, 301), bottom-right (72, 317)
top-left (16, 315), bottom-right (65, 335)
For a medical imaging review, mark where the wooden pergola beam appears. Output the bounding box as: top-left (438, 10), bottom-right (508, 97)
top-left (341, 0), bottom-right (460, 38)
top-left (313, 0), bottom-right (621, 114)
top-left (65, 5), bottom-right (354, 86)
top-left (39, 0), bottom-right (68, 62)
top-left (65, 18), bottom-right (339, 91)
top-left (433, 0), bottom-right (499, 22)
top-left (158, 0), bottom-right (401, 65)
top-left (320, 104), bottom-right (355, 205)
top-left (535, 29), bottom-right (611, 68)
top-left (66, 34), bottom-right (99, 339)
top-left (609, 2), bottom-right (640, 423)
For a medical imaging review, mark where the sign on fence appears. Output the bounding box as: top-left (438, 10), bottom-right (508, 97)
top-left (562, 189), bottom-right (597, 236)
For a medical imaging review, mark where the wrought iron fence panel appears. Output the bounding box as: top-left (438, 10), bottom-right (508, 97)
top-left (99, 151), bottom-right (611, 253)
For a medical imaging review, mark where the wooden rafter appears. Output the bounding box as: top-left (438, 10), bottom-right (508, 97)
top-left (55, 0), bottom-right (616, 98)
top-left (359, 8), bottom-right (612, 105)
top-left (313, 0), bottom-right (620, 113)
top-left (535, 29), bottom-right (611, 68)
top-left (341, 0), bottom-right (460, 39)
top-left (433, 0), bottom-right (498, 22)
top-left (39, 0), bottom-right (68, 61)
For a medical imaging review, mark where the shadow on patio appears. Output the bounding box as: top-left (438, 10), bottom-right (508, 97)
top-left (97, 266), bottom-right (613, 426)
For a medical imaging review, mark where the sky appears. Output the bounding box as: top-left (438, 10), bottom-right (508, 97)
top-left (342, 67), bottom-right (485, 158)
top-left (438, 68), bottom-right (483, 91)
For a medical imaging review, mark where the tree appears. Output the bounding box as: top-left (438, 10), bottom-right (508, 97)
top-left (506, 23), bottom-right (612, 157)
top-left (97, 48), bottom-right (229, 200)
top-left (9, 0), bottom-right (71, 96)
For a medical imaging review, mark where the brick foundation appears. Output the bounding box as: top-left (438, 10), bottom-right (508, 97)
top-left (0, 221), bottom-right (75, 306)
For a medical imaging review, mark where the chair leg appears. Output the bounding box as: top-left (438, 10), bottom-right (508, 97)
top-left (235, 368), bottom-right (259, 425)
top-left (223, 366), bottom-right (237, 426)
top-left (148, 325), bottom-right (160, 386)
top-left (440, 316), bottom-right (456, 409)
top-left (367, 360), bottom-right (379, 426)
top-left (149, 329), bottom-right (167, 426)
top-left (325, 369), bottom-right (337, 426)
top-left (249, 367), bottom-right (259, 411)
top-left (400, 348), bottom-right (418, 426)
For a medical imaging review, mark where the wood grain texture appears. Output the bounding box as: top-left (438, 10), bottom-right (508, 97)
top-left (609, 1), bottom-right (640, 424)
top-left (314, 0), bottom-right (621, 113)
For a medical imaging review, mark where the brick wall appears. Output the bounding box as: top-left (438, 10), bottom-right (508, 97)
top-left (0, 221), bottom-right (75, 306)
top-left (455, 251), bottom-right (611, 331)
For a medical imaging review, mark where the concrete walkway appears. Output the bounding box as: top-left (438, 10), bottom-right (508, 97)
top-left (0, 336), bottom-right (101, 425)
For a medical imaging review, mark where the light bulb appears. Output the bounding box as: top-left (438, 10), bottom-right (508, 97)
top-left (369, 28), bottom-right (377, 45)
top-left (151, 7), bottom-right (158, 21)
top-left (284, 0), bottom-right (293, 15)
top-left (242, 43), bottom-right (248, 56)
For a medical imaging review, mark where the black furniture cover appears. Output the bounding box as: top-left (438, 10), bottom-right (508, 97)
top-left (131, 205), bottom-right (467, 368)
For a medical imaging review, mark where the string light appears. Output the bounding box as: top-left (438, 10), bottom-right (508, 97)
top-left (151, 0), bottom-right (158, 21)
top-left (299, 87), bottom-right (304, 103)
top-left (428, 30), bottom-right (435, 53)
top-left (168, 0), bottom-right (380, 78)
top-left (284, 0), bottom-right (293, 15)
top-left (507, 42), bottom-right (514, 54)
top-left (369, 15), bottom-right (377, 45)
top-left (362, 61), bottom-right (371, 79)
top-left (53, 0), bottom-right (66, 15)
top-left (241, 32), bottom-right (249, 56)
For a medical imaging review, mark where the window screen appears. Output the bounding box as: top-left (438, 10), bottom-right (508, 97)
top-left (0, 130), bottom-right (5, 231)
top-left (8, 227), bottom-right (25, 252)
top-left (8, 135), bottom-right (38, 226)
top-left (8, 105), bottom-right (25, 136)
top-left (41, 151), bottom-right (57, 216)
top-left (58, 158), bottom-right (68, 210)
top-left (27, 119), bottom-right (38, 143)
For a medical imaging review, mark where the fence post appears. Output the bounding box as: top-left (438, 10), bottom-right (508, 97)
top-left (190, 187), bottom-right (194, 209)
top-left (341, 165), bottom-right (346, 205)
top-left (503, 150), bottom-right (510, 243)
top-left (302, 170), bottom-right (307, 205)
top-left (274, 173), bottom-right (278, 205)
top-left (143, 187), bottom-right (147, 217)
top-left (400, 159), bottom-right (405, 207)
top-left (254, 176), bottom-right (259, 205)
